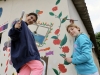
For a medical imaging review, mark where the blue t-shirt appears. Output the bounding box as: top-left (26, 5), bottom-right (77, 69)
top-left (72, 33), bottom-right (98, 74)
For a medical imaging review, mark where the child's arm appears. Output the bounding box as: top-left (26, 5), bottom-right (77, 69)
top-left (8, 11), bottom-right (24, 41)
top-left (72, 35), bottom-right (92, 65)
top-left (8, 21), bottom-right (21, 41)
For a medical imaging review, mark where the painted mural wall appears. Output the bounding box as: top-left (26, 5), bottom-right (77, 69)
top-left (0, 0), bottom-right (90, 75)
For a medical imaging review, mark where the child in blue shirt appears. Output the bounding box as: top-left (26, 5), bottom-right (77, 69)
top-left (64, 23), bottom-right (99, 75)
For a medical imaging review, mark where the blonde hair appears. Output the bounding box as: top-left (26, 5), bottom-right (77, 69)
top-left (66, 23), bottom-right (80, 33)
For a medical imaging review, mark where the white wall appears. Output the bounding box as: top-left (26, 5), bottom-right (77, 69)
top-left (67, 0), bottom-right (88, 35)
top-left (0, 0), bottom-right (96, 75)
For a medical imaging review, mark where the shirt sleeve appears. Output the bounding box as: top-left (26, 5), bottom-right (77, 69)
top-left (72, 35), bottom-right (92, 64)
top-left (8, 20), bottom-right (21, 41)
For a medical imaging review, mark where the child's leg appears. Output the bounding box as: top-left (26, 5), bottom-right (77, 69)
top-left (26, 60), bottom-right (43, 75)
top-left (18, 64), bottom-right (31, 75)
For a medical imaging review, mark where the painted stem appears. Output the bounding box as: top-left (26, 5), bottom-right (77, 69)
top-left (58, 18), bottom-right (62, 29)
top-left (58, 72), bottom-right (61, 75)
top-left (54, 15), bottom-right (62, 29)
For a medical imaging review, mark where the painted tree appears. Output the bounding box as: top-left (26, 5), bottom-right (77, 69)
top-left (95, 32), bottom-right (100, 51)
top-left (95, 32), bottom-right (100, 63)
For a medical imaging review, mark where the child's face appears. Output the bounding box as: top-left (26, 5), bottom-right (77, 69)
top-left (25, 15), bottom-right (36, 25)
top-left (67, 27), bottom-right (80, 37)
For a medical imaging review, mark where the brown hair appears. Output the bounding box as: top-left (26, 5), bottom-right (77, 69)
top-left (66, 23), bottom-right (80, 33)
top-left (27, 12), bottom-right (38, 22)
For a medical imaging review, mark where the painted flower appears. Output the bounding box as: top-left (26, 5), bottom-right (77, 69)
top-left (52, 6), bottom-right (58, 11)
top-left (6, 47), bottom-right (10, 52)
top-left (58, 64), bottom-right (67, 73)
top-left (53, 39), bottom-right (61, 45)
top-left (3, 46), bottom-right (7, 51)
top-left (62, 46), bottom-right (69, 53)
top-left (6, 60), bottom-right (9, 66)
top-left (38, 11), bottom-right (43, 14)
top-left (5, 66), bottom-right (8, 73)
top-left (54, 29), bottom-right (60, 35)
top-left (4, 54), bottom-right (5, 56)
top-left (9, 60), bottom-right (13, 65)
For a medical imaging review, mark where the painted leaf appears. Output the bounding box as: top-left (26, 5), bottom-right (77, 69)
top-left (71, 55), bottom-right (73, 58)
top-left (12, 73), bottom-right (14, 75)
top-left (51, 36), bottom-right (58, 39)
top-left (36, 10), bottom-right (40, 14)
top-left (0, 8), bottom-right (3, 17)
top-left (1, 63), bottom-right (2, 66)
top-left (61, 16), bottom-right (68, 23)
top-left (56, 0), bottom-right (61, 5)
top-left (60, 34), bottom-right (67, 46)
top-left (60, 54), bottom-right (66, 58)
top-left (58, 12), bottom-right (62, 18)
top-left (49, 12), bottom-right (54, 16)
top-left (64, 60), bottom-right (70, 65)
top-left (52, 68), bottom-right (59, 75)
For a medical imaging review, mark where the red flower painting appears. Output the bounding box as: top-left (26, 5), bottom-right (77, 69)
top-left (52, 6), bottom-right (58, 11)
top-left (58, 64), bottom-right (67, 73)
top-left (54, 29), bottom-right (60, 35)
top-left (62, 46), bottom-right (69, 53)
top-left (53, 39), bottom-right (61, 45)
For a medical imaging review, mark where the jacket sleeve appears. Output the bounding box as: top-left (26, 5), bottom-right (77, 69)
top-left (72, 35), bottom-right (92, 64)
top-left (8, 21), bottom-right (21, 41)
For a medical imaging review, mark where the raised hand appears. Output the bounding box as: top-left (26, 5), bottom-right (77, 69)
top-left (14, 22), bottom-right (21, 29)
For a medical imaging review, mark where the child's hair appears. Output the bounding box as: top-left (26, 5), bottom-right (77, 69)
top-left (66, 23), bottom-right (80, 33)
top-left (27, 12), bottom-right (38, 22)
